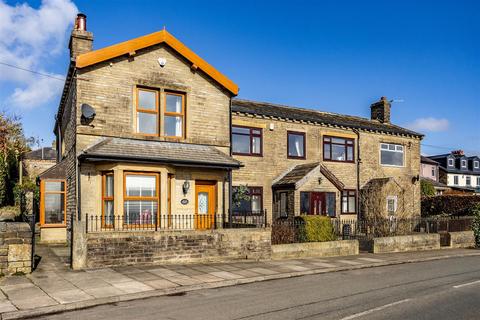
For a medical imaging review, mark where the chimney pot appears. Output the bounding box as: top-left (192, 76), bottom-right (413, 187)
top-left (75, 13), bottom-right (87, 31)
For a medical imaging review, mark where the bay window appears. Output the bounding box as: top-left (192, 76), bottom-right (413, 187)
top-left (323, 136), bottom-right (354, 162)
top-left (287, 131), bottom-right (305, 159)
top-left (232, 126), bottom-right (262, 156)
top-left (124, 173), bottom-right (159, 225)
top-left (380, 143), bottom-right (404, 167)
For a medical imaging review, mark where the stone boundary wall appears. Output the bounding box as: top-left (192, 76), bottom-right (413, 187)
top-left (271, 240), bottom-right (359, 260)
top-left (369, 234), bottom-right (440, 253)
top-left (0, 222), bottom-right (32, 275)
top-left (449, 231), bottom-right (475, 248)
top-left (83, 228), bottom-right (271, 269)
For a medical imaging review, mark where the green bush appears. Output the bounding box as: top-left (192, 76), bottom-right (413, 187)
top-left (421, 195), bottom-right (480, 217)
top-left (421, 179), bottom-right (436, 197)
top-left (297, 216), bottom-right (336, 242)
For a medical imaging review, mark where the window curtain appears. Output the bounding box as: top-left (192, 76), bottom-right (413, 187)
top-left (295, 138), bottom-right (301, 156)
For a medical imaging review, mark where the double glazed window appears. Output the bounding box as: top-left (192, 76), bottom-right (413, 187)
top-left (136, 88), bottom-right (185, 138)
top-left (232, 186), bottom-right (263, 214)
top-left (287, 131), bottom-right (305, 159)
top-left (387, 196), bottom-right (397, 216)
top-left (232, 126), bottom-right (262, 156)
top-left (461, 160), bottom-right (467, 168)
top-left (454, 176), bottom-right (459, 185)
top-left (41, 180), bottom-right (66, 226)
top-left (323, 136), bottom-right (354, 162)
top-left (102, 173), bottom-right (114, 227)
top-left (448, 158), bottom-right (454, 166)
top-left (474, 161), bottom-right (480, 169)
top-left (466, 176), bottom-right (471, 186)
top-left (380, 143), bottom-right (404, 167)
top-left (124, 173), bottom-right (159, 225)
top-left (341, 190), bottom-right (356, 214)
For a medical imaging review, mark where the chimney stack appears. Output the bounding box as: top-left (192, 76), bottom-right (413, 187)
top-left (370, 96), bottom-right (391, 124)
top-left (69, 13), bottom-right (93, 60)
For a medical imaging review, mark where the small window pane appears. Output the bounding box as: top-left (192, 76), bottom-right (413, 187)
top-left (288, 133), bottom-right (304, 158)
top-left (45, 181), bottom-right (64, 192)
top-left (347, 146), bottom-right (354, 161)
top-left (126, 175), bottom-right (156, 197)
top-left (324, 144), bottom-right (331, 159)
top-left (332, 144), bottom-right (346, 161)
top-left (332, 137), bottom-right (346, 144)
top-left (300, 192), bottom-right (310, 215)
top-left (165, 116), bottom-right (183, 137)
top-left (348, 196), bottom-right (355, 213)
top-left (44, 193), bottom-right (65, 224)
top-left (381, 144), bottom-right (388, 150)
top-left (104, 200), bottom-right (114, 225)
top-left (138, 90), bottom-right (156, 110)
top-left (232, 127), bottom-right (250, 134)
top-left (252, 136), bottom-right (261, 154)
top-left (198, 192), bottom-right (209, 214)
top-left (326, 193), bottom-right (336, 217)
top-left (166, 94), bottom-right (182, 113)
top-left (280, 193), bottom-right (288, 217)
top-left (232, 134), bottom-right (250, 154)
top-left (251, 195), bottom-right (261, 213)
top-left (105, 175), bottom-right (114, 197)
top-left (252, 129), bottom-right (261, 135)
top-left (137, 112), bottom-right (157, 134)
top-left (124, 200), bottom-right (157, 224)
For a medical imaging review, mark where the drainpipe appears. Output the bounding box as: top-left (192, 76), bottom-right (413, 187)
top-left (353, 129), bottom-right (361, 219)
top-left (228, 169), bottom-right (233, 228)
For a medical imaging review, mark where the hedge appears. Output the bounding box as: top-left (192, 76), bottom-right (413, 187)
top-left (297, 216), bottom-right (336, 242)
top-left (421, 195), bottom-right (480, 217)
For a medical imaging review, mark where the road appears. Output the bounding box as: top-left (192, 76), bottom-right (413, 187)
top-left (36, 255), bottom-right (480, 320)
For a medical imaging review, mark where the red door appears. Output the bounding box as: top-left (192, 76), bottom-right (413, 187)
top-left (309, 192), bottom-right (325, 215)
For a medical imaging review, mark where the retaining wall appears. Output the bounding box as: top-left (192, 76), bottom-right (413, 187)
top-left (449, 231), bottom-right (475, 248)
top-left (369, 234), bottom-right (440, 253)
top-left (271, 240), bottom-right (359, 260)
top-left (81, 228), bottom-right (271, 269)
top-left (0, 222), bottom-right (32, 275)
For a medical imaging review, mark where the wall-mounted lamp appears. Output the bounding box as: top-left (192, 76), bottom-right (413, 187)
top-left (318, 177), bottom-right (323, 185)
top-left (182, 180), bottom-right (190, 196)
top-left (412, 175), bottom-right (420, 184)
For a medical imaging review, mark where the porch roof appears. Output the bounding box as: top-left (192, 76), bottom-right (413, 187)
top-left (38, 159), bottom-right (67, 180)
top-left (79, 137), bottom-right (242, 169)
top-left (273, 162), bottom-right (345, 191)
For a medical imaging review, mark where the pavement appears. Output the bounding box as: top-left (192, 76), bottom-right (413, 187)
top-left (0, 245), bottom-right (479, 320)
top-left (35, 254), bottom-right (480, 320)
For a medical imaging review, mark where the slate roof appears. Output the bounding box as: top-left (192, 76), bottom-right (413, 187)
top-left (24, 147), bottom-right (56, 161)
top-left (421, 156), bottom-right (439, 165)
top-left (232, 99), bottom-right (423, 138)
top-left (273, 162), bottom-right (344, 190)
top-left (39, 160), bottom-right (67, 180)
top-left (79, 137), bottom-right (242, 169)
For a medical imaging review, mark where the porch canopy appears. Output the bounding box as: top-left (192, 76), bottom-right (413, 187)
top-left (273, 162), bottom-right (344, 190)
top-left (78, 137), bottom-right (242, 169)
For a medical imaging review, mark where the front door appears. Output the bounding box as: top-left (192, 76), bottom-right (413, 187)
top-left (309, 192), bottom-right (325, 215)
top-left (195, 181), bottom-right (216, 229)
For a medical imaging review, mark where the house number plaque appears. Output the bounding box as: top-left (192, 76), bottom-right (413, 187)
top-left (181, 199), bottom-right (189, 205)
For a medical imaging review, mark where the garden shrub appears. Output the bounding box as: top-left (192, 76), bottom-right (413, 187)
top-left (420, 179), bottom-right (436, 197)
top-left (297, 216), bottom-right (336, 242)
top-left (421, 195), bottom-right (480, 217)
top-left (471, 204), bottom-right (480, 248)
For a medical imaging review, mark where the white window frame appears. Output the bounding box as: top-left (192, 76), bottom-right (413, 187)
top-left (461, 159), bottom-right (467, 168)
top-left (448, 158), bottom-right (454, 166)
top-left (474, 161), bottom-right (479, 169)
top-left (477, 177), bottom-right (480, 186)
top-left (466, 176), bottom-right (471, 186)
top-left (386, 196), bottom-right (398, 216)
top-left (431, 167), bottom-right (435, 177)
top-left (380, 143), bottom-right (404, 167)
top-left (453, 175), bottom-right (459, 185)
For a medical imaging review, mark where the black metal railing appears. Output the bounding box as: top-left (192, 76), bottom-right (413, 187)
top-left (86, 210), bottom-right (267, 233)
top-left (272, 216), bottom-right (474, 244)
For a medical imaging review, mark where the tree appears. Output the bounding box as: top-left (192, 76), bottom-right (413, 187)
top-left (421, 179), bottom-right (436, 197)
top-left (0, 111), bottom-right (30, 207)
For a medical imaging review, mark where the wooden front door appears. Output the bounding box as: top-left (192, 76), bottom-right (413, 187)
top-left (195, 181), bottom-right (216, 229)
top-left (309, 192), bottom-right (325, 215)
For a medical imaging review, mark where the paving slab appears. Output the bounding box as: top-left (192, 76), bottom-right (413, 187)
top-left (111, 281), bottom-right (153, 294)
top-left (1, 283), bottom-right (57, 310)
top-left (209, 271), bottom-right (244, 280)
top-left (144, 279), bottom-right (179, 289)
top-left (83, 286), bottom-right (127, 298)
top-left (0, 300), bottom-right (17, 313)
top-left (48, 289), bottom-right (93, 304)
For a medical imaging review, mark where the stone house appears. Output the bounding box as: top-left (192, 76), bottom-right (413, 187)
top-left (231, 98), bottom-right (423, 221)
top-left (39, 13), bottom-right (423, 267)
top-left (420, 156), bottom-right (449, 195)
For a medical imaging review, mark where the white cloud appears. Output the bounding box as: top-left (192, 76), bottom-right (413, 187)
top-left (0, 0), bottom-right (77, 108)
top-left (407, 117), bottom-right (450, 132)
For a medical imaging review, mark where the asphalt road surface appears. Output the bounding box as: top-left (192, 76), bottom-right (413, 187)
top-left (36, 256), bottom-right (480, 320)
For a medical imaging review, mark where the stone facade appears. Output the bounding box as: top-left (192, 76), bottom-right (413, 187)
top-left (84, 228), bottom-right (271, 268)
top-left (368, 234), bottom-right (440, 253)
top-left (232, 114), bottom-right (421, 221)
top-left (271, 240), bottom-right (358, 259)
top-left (0, 222), bottom-right (32, 275)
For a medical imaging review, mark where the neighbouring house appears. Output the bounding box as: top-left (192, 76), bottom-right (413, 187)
top-left (231, 98), bottom-right (423, 221)
top-left (420, 156), bottom-right (449, 195)
top-left (428, 150), bottom-right (480, 193)
top-left (22, 147), bottom-right (56, 180)
top-left (40, 13), bottom-right (423, 268)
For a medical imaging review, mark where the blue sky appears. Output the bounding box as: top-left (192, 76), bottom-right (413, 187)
top-left (1, 0), bottom-right (479, 155)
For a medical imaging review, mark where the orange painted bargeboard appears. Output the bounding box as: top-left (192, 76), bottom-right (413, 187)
top-left (76, 30), bottom-right (239, 95)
